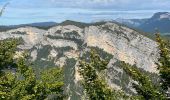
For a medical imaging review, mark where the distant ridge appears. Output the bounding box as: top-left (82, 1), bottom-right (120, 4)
top-left (0, 20), bottom-right (108, 31)
top-left (0, 20), bottom-right (155, 40)
top-left (116, 12), bottom-right (170, 34)
top-left (59, 20), bottom-right (109, 28)
top-left (0, 22), bottom-right (57, 31)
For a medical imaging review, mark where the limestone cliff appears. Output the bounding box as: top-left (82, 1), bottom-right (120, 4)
top-left (0, 21), bottom-right (159, 100)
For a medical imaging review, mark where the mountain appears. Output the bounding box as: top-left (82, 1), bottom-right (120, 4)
top-left (115, 18), bottom-right (147, 27)
top-left (27, 22), bottom-right (57, 27)
top-left (0, 22), bottom-right (57, 32)
top-left (0, 21), bottom-right (159, 99)
top-left (116, 12), bottom-right (170, 34)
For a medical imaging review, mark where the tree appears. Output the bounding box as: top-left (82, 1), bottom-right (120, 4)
top-left (119, 61), bottom-right (166, 100)
top-left (78, 49), bottom-right (132, 100)
top-left (156, 33), bottom-right (170, 95)
top-left (0, 3), bottom-right (9, 16)
top-left (0, 38), bottom-right (19, 75)
top-left (0, 39), bottom-right (64, 100)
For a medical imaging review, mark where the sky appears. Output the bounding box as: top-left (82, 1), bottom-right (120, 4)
top-left (0, 0), bottom-right (170, 25)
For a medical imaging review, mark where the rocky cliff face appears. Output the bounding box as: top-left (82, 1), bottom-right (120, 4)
top-left (0, 22), bottom-right (159, 99)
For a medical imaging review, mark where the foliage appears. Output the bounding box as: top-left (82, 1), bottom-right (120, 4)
top-left (0, 39), bottom-right (64, 100)
top-left (40, 67), bottom-right (64, 99)
top-left (59, 20), bottom-right (89, 28)
top-left (11, 31), bottom-right (27, 35)
top-left (47, 34), bottom-right (83, 48)
top-left (79, 49), bottom-right (132, 100)
top-left (0, 58), bottom-right (64, 100)
top-left (0, 38), bottom-right (19, 74)
top-left (89, 47), bottom-right (113, 60)
top-left (156, 34), bottom-right (170, 93)
top-left (119, 61), bottom-right (166, 100)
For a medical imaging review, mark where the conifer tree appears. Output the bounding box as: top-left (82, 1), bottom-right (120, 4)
top-left (119, 61), bottom-right (166, 100)
top-left (0, 39), bottom-right (64, 100)
top-left (0, 39), bottom-right (18, 75)
top-left (156, 33), bottom-right (170, 96)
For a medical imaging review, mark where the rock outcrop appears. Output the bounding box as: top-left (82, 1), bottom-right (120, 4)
top-left (0, 22), bottom-right (159, 100)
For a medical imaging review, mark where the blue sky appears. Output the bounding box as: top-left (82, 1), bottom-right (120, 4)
top-left (0, 0), bottom-right (170, 25)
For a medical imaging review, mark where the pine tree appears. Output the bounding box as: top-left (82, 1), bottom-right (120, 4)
top-left (156, 33), bottom-right (170, 96)
top-left (0, 38), bottom-right (19, 75)
top-left (119, 61), bottom-right (166, 100)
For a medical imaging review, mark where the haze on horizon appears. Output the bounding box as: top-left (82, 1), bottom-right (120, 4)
top-left (0, 0), bottom-right (170, 25)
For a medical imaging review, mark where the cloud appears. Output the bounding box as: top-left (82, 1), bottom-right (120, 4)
top-left (5, 0), bottom-right (170, 10)
top-left (1, 0), bottom-right (170, 25)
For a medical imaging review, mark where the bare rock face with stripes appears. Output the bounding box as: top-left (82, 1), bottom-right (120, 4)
top-left (0, 21), bottom-right (159, 100)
